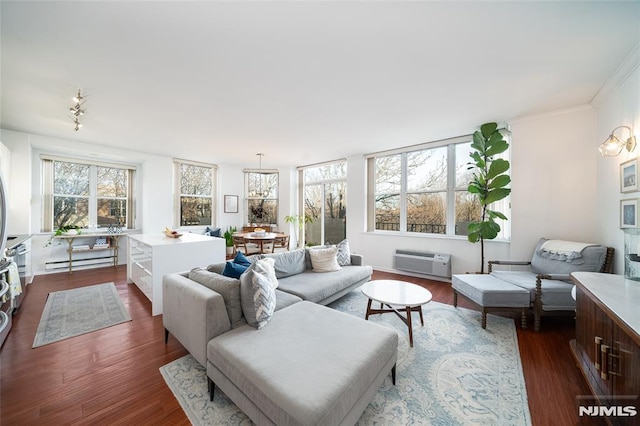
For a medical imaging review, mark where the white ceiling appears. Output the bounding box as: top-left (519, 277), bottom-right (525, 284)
top-left (1, 1), bottom-right (639, 167)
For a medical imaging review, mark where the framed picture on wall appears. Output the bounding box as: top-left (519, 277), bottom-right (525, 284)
top-left (620, 158), bottom-right (638, 193)
top-left (621, 198), bottom-right (638, 228)
top-left (224, 195), bottom-right (238, 213)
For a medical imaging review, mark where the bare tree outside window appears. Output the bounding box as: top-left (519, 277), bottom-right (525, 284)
top-left (406, 147), bottom-right (447, 234)
top-left (48, 160), bottom-right (134, 231)
top-left (371, 140), bottom-right (506, 236)
top-left (53, 162), bottom-right (90, 229)
top-left (179, 163), bottom-right (213, 226)
top-left (455, 143), bottom-right (482, 235)
top-left (97, 167), bottom-right (128, 226)
top-left (246, 172), bottom-right (278, 224)
top-left (303, 162), bottom-right (347, 246)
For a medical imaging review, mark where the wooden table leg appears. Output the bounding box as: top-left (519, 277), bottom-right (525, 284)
top-left (365, 298), bottom-right (372, 320)
top-left (406, 306), bottom-right (413, 347)
top-left (418, 306), bottom-right (424, 326)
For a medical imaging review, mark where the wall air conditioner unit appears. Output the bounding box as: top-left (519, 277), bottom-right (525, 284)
top-left (393, 249), bottom-right (451, 278)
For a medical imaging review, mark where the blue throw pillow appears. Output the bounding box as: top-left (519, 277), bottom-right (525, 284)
top-left (222, 261), bottom-right (248, 279)
top-left (233, 251), bottom-right (251, 267)
top-left (204, 226), bottom-right (221, 237)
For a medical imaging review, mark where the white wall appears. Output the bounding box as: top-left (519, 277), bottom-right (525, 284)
top-left (509, 106), bottom-right (599, 260)
top-left (0, 129), bottom-right (280, 276)
top-left (594, 45), bottom-right (640, 273)
top-left (346, 107), bottom-right (599, 276)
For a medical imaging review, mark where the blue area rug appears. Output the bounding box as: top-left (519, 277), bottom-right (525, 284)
top-left (160, 289), bottom-right (531, 425)
top-left (32, 282), bottom-right (131, 348)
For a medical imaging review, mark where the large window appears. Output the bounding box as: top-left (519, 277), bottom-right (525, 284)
top-left (368, 136), bottom-right (509, 237)
top-left (42, 157), bottom-right (135, 231)
top-left (245, 170), bottom-right (278, 225)
top-left (302, 161), bottom-right (347, 246)
top-left (175, 160), bottom-right (216, 227)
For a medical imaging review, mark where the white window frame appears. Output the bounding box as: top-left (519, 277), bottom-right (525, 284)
top-left (174, 159), bottom-right (217, 229)
top-left (299, 159), bottom-right (348, 246)
top-left (366, 135), bottom-right (511, 239)
top-left (41, 155), bottom-right (136, 232)
top-left (244, 168), bottom-right (279, 226)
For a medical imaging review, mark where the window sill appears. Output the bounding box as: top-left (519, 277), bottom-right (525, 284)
top-left (364, 230), bottom-right (511, 243)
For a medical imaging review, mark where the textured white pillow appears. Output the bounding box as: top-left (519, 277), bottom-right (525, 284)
top-left (309, 246), bottom-right (341, 272)
top-left (252, 271), bottom-right (276, 329)
top-left (336, 239), bottom-right (351, 266)
top-left (240, 265), bottom-right (276, 329)
top-left (254, 257), bottom-right (278, 289)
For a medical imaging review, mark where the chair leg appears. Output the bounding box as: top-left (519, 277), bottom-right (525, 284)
top-left (391, 363), bottom-right (396, 385)
top-left (164, 328), bottom-right (169, 344)
top-left (534, 312), bottom-right (541, 332)
top-left (481, 309), bottom-right (487, 329)
top-left (521, 310), bottom-right (527, 329)
top-left (453, 290), bottom-right (458, 307)
top-left (208, 377), bottom-right (215, 401)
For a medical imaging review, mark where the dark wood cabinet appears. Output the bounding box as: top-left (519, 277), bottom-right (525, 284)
top-left (570, 272), bottom-right (640, 426)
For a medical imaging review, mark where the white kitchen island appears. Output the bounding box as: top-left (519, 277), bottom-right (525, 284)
top-left (127, 232), bottom-right (225, 315)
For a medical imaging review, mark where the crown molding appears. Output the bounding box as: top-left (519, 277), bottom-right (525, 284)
top-left (509, 104), bottom-right (594, 125)
top-left (591, 42), bottom-right (640, 108)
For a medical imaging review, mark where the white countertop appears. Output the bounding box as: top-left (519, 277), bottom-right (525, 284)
top-left (128, 232), bottom-right (219, 246)
top-left (571, 272), bottom-right (640, 337)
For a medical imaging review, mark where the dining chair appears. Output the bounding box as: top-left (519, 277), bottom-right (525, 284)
top-left (272, 235), bottom-right (290, 253)
top-left (259, 239), bottom-right (275, 254)
top-left (233, 235), bottom-right (260, 255)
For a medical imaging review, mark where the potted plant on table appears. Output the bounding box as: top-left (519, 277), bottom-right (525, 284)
top-left (223, 226), bottom-right (237, 256)
top-left (45, 225), bottom-right (83, 247)
top-left (466, 122), bottom-right (511, 274)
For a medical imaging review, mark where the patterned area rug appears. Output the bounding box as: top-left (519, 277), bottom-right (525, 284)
top-left (160, 289), bottom-right (531, 425)
top-left (33, 282), bottom-right (131, 348)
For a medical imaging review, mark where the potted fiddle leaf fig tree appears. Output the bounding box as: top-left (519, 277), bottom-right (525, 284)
top-left (467, 122), bottom-right (511, 274)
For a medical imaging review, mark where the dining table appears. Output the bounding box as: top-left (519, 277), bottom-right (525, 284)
top-left (233, 231), bottom-right (286, 254)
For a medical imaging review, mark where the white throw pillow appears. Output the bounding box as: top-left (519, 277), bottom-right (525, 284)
top-left (254, 257), bottom-right (278, 289)
top-left (309, 246), bottom-right (342, 272)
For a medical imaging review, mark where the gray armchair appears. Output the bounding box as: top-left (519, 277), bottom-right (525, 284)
top-left (487, 238), bottom-right (614, 331)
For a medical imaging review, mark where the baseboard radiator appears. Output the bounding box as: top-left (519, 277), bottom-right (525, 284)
top-left (44, 255), bottom-right (115, 272)
top-left (393, 249), bottom-right (451, 278)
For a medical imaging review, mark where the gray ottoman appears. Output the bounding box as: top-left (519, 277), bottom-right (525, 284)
top-left (206, 301), bottom-right (398, 425)
top-left (452, 274), bottom-right (530, 329)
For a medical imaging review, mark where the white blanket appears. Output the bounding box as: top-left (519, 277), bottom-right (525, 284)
top-left (540, 239), bottom-right (595, 255)
top-left (8, 261), bottom-right (22, 298)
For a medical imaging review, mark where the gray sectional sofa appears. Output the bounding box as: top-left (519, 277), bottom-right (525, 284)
top-left (162, 248), bottom-right (398, 425)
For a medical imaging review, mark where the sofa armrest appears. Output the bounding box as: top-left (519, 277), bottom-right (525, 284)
top-left (350, 253), bottom-right (364, 266)
top-left (488, 260), bottom-right (531, 273)
top-left (163, 273), bottom-right (231, 367)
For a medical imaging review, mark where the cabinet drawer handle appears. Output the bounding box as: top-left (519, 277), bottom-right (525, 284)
top-left (600, 344), bottom-right (609, 380)
top-left (594, 336), bottom-right (602, 370)
top-left (607, 348), bottom-right (622, 378)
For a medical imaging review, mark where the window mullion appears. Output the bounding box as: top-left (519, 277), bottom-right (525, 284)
top-left (400, 153), bottom-right (407, 232)
top-left (446, 144), bottom-right (456, 235)
top-left (89, 165), bottom-right (98, 227)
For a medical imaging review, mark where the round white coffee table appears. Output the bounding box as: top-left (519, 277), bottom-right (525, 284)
top-left (361, 280), bottom-right (433, 347)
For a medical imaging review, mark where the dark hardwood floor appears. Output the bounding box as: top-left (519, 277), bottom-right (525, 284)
top-left (0, 267), bottom-right (594, 425)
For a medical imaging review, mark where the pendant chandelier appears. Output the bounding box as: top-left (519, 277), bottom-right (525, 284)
top-left (250, 153), bottom-right (268, 198)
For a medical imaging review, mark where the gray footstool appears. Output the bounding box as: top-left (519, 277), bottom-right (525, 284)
top-left (206, 301), bottom-right (398, 425)
top-left (452, 274), bottom-right (530, 329)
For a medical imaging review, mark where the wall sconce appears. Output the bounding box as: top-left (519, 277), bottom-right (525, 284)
top-left (599, 125), bottom-right (636, 157)
top-left (69, 89), bottom-right (86, 131)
